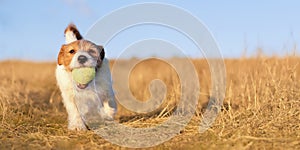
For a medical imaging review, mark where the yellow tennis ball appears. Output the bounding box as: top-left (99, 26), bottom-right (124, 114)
top-left (72, 67), bottom-right (96, 84)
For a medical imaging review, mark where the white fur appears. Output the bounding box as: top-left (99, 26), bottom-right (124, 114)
top-left (56, 65), bottom-right (87, 130)
top-left (57, 25), bottom-right (117, 130)
top-left (65, 31), bottom-right (78, 44)
top-left (56, 58), bottom-right (117, 130)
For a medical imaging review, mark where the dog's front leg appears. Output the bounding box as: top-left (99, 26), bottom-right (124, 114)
top-left (56, 66), bottom-right (87, 130)
top-left (102, 97), bottom-right (117, 120)
top-left (62, 91), bottom-right (87, 130)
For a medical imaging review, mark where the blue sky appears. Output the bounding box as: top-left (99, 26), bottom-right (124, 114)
top-left (0, 0), bottom-right (300, 61)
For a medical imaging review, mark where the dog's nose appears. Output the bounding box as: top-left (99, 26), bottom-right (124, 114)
top-left (78, 55), bottom-right (87, 64)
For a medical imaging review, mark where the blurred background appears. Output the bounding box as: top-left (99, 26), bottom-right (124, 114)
top-left (0, 0), bottom-right (300, 61)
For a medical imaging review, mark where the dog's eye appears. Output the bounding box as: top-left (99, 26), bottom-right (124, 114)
top-left (69, 49), bottom-right (75, 54)
top-left (89, 49), bottom-right (96, 55)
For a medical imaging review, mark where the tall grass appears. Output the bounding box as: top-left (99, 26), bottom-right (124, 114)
top-left (0, 56), bottom-right (299, 149)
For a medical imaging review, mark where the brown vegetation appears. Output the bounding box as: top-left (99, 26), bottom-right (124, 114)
top-left (0, 56), bottom-right (299, 149)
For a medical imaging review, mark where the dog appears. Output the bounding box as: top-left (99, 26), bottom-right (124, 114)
top-left (56, 24), bottom-right (117, 130)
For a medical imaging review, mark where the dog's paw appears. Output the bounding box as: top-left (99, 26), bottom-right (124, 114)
top-left (103, 106), bottom-right (116, 120)
top-left (68, 124), bottom-right (87, 131)
top-left (68, 119), bottom-right (87, 131)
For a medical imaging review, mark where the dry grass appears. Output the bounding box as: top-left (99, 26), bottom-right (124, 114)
top-left (0, 56), bottom-right (299, 149)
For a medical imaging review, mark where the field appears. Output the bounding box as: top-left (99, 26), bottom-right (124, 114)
top-left (0, 56), bottom-right (299, 149)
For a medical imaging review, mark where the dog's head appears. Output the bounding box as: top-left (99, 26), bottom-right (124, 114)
top-left (57, 24), bottom-right (105, 89)
top-left (57, 23), bottom-right (105, 71)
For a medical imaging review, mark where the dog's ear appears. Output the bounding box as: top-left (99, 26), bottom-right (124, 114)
top-left (57, 45), bottom-right (65, 65)
top-left (97, 45), bottom-right (105, 60)
top-left (100, 46), bottom-right (105, 60)
top-left (64, 23), bottom-right (83, 44)
top-left (97, 45), bottom-right (105, 68)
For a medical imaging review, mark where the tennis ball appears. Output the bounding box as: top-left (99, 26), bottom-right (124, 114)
top-left (72, 67), bottom-right (96, 84)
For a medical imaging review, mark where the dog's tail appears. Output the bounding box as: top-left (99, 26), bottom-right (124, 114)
top-left (64, 23), bottom-right (83, 44)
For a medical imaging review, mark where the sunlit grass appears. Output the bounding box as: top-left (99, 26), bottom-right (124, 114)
top-left (0, 56), bottom-right (299, 149)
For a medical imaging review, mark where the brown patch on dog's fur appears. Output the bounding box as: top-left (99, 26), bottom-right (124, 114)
top-left (64, 23), bottom-right (83, 40)
top-left (57, 46), bottom-right (65, 66)
top-left (57, 42), bottom-right (79, 71)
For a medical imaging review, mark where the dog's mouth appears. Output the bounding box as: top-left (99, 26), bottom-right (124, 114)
top-left (75, 79), bottom-right (95, 90)
top-left (76, 83), bottom-right (89, 89)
